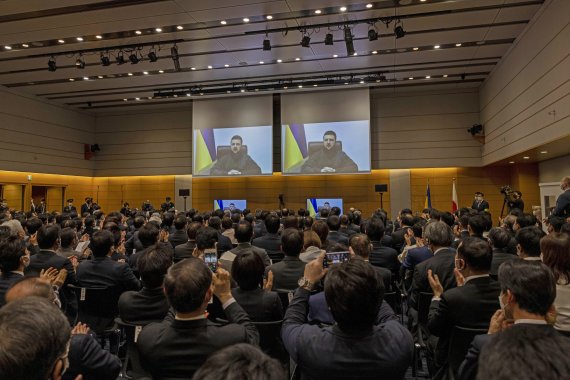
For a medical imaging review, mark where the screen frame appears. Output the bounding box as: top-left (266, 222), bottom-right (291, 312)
top-left (306, 198), bottom-right (344, 217)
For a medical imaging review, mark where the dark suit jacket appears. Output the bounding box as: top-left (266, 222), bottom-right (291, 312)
top-left (118, 287), bottom-right (170, 324)
top-left (0, 272), bottom-right (23, 306)
top-left (471, 200), bottom-right (490, 212)
top-left (402, 246), bottom-right (433, 270)
top-left (81, 203), bottom-right (92, 215)
top-left (252, 233), bottom-right (281, 253)
top-left (217, 231), bottom-right (233, 254)
top-left (174, 240), bottom-right (196, 261)
top-left (65, 333), bottom-right (121, 380)
top-left (229, 243), bottom-right (271, 267)
top-left (269, 256), bottom-right (306, 290)
top-left (490, 248), bottom-right (517, 279)
top-left (231, 287), bottom-right (283, 321)
top-left (427, 276), bottom-right (500, 366)
top-left (253, 220), bottom-right (267, 238)
top-left (137, 301), bottom-right (259, 379)
top-left (128, 242), bottom-right (173, 272)
top-left (124, 231), bottom-right (144, 255)
top-left (282, 288), bottom-right (414, 380)
top-left (77, 256), bottom-right (140, 292)
top-left (168, 229), bottom-right (188, 248)
top-left (553, 189), bottom-right (570, 217)
top-left (326, 230), bottom-right (349, 246)
top-left (410, 248), bottom-right (457, 309)
top-left (339, 226), bottom-right (356, 237)
top-left (390, 228), bottom-right (409, 253)
top-left (370, 241), bottom-right (400, 279)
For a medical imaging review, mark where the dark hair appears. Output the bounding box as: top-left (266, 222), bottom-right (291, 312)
top-left (339, 214), bottom-right (349, 226)
top-left (230, 135), bottom-right (243, 144)
top-left (0, 238), bottom-right (27, 272)
top-left (516, 226), bottom-right (546, 257)
top-left (208, 216), bottom-right (222, 231)
top-left (192, 343), bottom-right (286, 380)
top-left (59, 227), bottom-right (77, 249)
top-left (468, 214), bottom-right (487, 236)
top-left (138, 223), bottom-right (160, 248)
top-left (24, 218), bottom-right (43, 235)
top-left (325, 259), bottom-right (382, 331)
top-left (232, 252), bottom-right (265, 291)
top-left (478, 324), bottom-right (570, 380)
top-left (457, 237), bottom-right (493, 272)
top-left (303, 230), bottom-right (321, 249)
top-left (196, 227), bottom-right (218, 250)
top-left (541, 233), bottom-right (570, 285)
top-left (323, 130), bottom-right (336, 140)
top-left (311, 220), bottom-right (329, 244)
top-left (174, 215), bottom-right (187, 230)
top-left (164, 258), bottom-right (212, 313)
top-left (138, 245), bottom-right (173, 288)
top-left (330, 206), bottom-right (341, 217)
top-left (365, 217), bottom-right (385, 241)
top-left (498, 260), bottom-right (556, 315)
top-left (36, 224), bottom-right (60, 250)
top-left (91, 230), bottom-right (114, 257)
top-left (488, 227), bottom-right (512, 250)
top-left (411, 223), bottom-right (424, 239)
top-left (221, 217), bottom-right (233, 230)
top-left (187, 222), bottom-right (202, 240)
top-left (235, 221), bottom-right (253, 243)
top-left (349, 234), bottom-right (371, 259)
top-left (400, 214), bottom-right (414, 227)
top-left (264, 214), bottom-right (280, 234)
top-left (0, 297), bottom-right (71, 380)
top-left (561, 223), bottom-right (570, 235)
top-left (133, 216), bottom-right (145, 229)
top-left (547, 216), bottom-right (566, 233)
top-left (281, 228), bottom-right (303, 257)
top-left (326, 215), bottom-right (341, 231)
top-left (516, 214), bottom-right (537, 229)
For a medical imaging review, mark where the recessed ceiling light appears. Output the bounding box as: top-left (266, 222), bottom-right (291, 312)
top-left (509, 161), bottom-right (515, 164)
top-left (135, 30), bottom-right (142, 35)
top-left (22, 43), bottom-right (29, 48)
top-left (158, 70), bottom-right (164, 73)
top-left (333, 54), bottom-right (338, 58)
top-left (443, 74), bottom-right (448, 78)
top-left (366, 3), bottom-right (373, 8)
top-left (207, 65), bottom-right (213, 69)
top-left (277, 59), bottom-right (282, 63)
top-left (155, 28), bottom-right (162, 32)
top-left (372, 50), bottom-right (378, 54)
top-left (340, 6), bottom-right (347, 12)
top-left (83, 76), bottom-right (89, 80)
top-left (313, 84), bottom-right (318, 87)
top-left (69, 78), bottom-right (75, 81)
top-left (434, 45), bottom-right (440, 49)
top-left (476, 41), bottom-right (485, 45)
top-left (315, 9), bottom-right (322, 14)
top-left (173, 94), bottom-right (178, 98)
top-left (360, 80), bottom-right (365, 84)
top-left (266, 15), bottom-right (273, 20)
top-left (191, 67), bottom-right (196, 70)
top-left (259, 61), bottom-right (264, 64)
top-left (143, 71), bottom-right (149, 75)
top-left (283, 86), bottom-right (288, 89)
top-left (421, 0), bottom-right (427, 2)
top-left (353, 52), bottom-right (358, 56)
top-left (298, 85), bottom-right (303, 88)
top-left (4, 45), bottom-right (12, 50)
top-left (344, 82), bottom-right (349, 85)
top-left (220, 20), bottom-right (227, 25)
top-left (186, 93), bottom-right (191, 97)
top-left (123, 98), bottom-right (128, 101)
top-left (76, 37), bottom-right (83, 41)
top-left (128, 72), bottom-right (133, 76)
top-left (455, 43), bottom-right (462, 47)
top-left (224, 64), bottom-right (229, 67)
top-left (523, 156), bottom-right (530, 159)
top-left (177, 26), bottom-right (183, 30)
top-left (295, 57), bottom-right (300, 61)
top-left (96, 35), bottom-right (103, 39)
top-left (540, 151), bottom-right (548, 154)
top-left (148, 97), bottom-right (152, 99)
top-left (413, 47), bottom-right (419, 51)
top-left (409, 77), bottom-right (414, 80)
top-left (97, 75), bottom-right (103, 79)
top-left (243, 18), bottom-right (250, 22)
top-left (58, 39), bottom-right (65, 43)
top-left (240, 89), bottom-right (245, 92)
top-left (135, 97), bottom-right (140, 101)
top-left (425, 75), bottom-right (431, 79)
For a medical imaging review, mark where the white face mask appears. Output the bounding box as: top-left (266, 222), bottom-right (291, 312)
top-left (499, 293), bottom-right (506, 310)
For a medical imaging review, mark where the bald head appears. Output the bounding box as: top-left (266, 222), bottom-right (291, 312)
top-left (5, 277), bottom-right (56, 304)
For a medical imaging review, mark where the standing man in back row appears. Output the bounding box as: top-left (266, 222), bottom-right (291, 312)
top-left (471, 192), bottom-right (489, 212)
top-left (301, 130), bottom-right (358, 173)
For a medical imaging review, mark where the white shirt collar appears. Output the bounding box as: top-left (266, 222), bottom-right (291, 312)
top-left (433, 247), bottom-right (448, 256)
top-left (514, 319), bottom-right (547, 325)
top-left (175, 314), bottom-right (207, 321)
top-left (10, 270), bottom-right (24, 276)
top-left (463, 274), bottom-right (489, 284)
top-left (524, 257), bottom-right (542, 261)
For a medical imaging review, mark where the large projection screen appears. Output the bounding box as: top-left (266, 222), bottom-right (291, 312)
top-left (193, 96), bottom-right (273, 177)
top-left (281, 89), bottom-right (371, 175)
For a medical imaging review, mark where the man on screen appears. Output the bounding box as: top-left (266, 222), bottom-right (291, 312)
top-left (301, 130), bottom-right (358, 173)
top-left (211, 135), bottom-right (262, 176)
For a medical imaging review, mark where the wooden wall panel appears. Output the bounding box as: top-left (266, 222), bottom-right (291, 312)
top-left (2, 184), bottom-right (24, 211)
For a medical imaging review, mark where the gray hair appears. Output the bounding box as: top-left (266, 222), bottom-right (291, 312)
top-left (1, 220), bottom-right (24, 238)
top-left (424, 221), bottom-right (454, 247)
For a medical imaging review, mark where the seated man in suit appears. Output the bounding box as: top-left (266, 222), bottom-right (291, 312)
top-left (471, 192), bottom-right (489, 212)
top-left (487, 227), bottom-right (517, 279)
top-left (458, 260), bottom-right (562, 380)
top-left (301, 130), bottom-right (358, 173)
top-left (118, 245), bottom-right (172, 324)
top-left (76, 230), bottom-right (140, 292)
top-left (219, 221), bottom-right (270, 272)
top-left (515, 226), bottom-right (545, 260)
top-left (252, 213), bottom-right (282, 260)
top-left (268, 228), bottom-right (306, 290)
top-left (349, 233), bottom-right (392, 291)
top-left (282, 255), bottom-right (414, 379)
top-left (365, 217), bottom-right (400, 278)
top-left (210, 135), bottom-right (262, 176)
top-left (207, 216), bottom-right (233, 255)
top-left (174, 221), bottom-right (201, 261)
top-left (0, 237), bottom-right (28, 306)
top-left (326, 215), bottom-right (349, 246)
top-left (427, 237), bottom-right (500, 374)
top-left (391, 213), bottom-right (414, 253)
top-left (168, 214), bottom-right (188, 248)
top-left (128, 222), bottom-right (173, 272)
top-left (137, 259), bottom-right (259, 379)
top-left (339, 214), bottom-right (356, 237)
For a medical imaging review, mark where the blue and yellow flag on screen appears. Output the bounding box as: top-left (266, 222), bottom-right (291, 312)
top-left (195, 129), bottom-right (217, 173)
top-left (425, 182), bottom-right (432, 209)
top-left (283, 124), bottom-right (308, 171)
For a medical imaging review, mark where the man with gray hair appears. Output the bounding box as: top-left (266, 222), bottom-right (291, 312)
top-left (1, 219), bottom-right (25, 240)
top-left (409, 221), bottom-right (457, 310)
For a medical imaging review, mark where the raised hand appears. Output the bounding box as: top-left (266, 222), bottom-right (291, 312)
top-left (427, 269), bottom-right (443, 298)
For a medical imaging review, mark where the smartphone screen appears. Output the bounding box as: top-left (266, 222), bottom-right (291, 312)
top-left (204, 252), bottom-right (217, 273)
top-left (323, 251), bottom-right (350, 268)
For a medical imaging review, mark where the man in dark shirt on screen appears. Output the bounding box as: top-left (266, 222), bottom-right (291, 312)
top-left (301, 130), bottom-right (358, 173)
top-left (211, 135), bottom-right (262, 176)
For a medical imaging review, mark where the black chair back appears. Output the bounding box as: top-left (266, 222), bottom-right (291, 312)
top-left (417, 291), bottom-right (434, 326)
top-left (274, 288), bottom-right (295, 309)
top-left (115, 317), bottom-right (151, 379)
top-left (383, 291), bottom-right (403, 316)
top-left (308, 141), bottom-right (342, 155)
top-left (267, 250), bottom-right (284, 264)
top-left (217, 145), bottom-right (248, 157)
top-left (68, 284), bottom-right (121, 333)
top-left (253, 320), bottom-right (288, 361)
top-left (448, 325), bottom-right (487, 377)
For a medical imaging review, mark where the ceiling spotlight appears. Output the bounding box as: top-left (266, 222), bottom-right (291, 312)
top-left (243, 18), bottom-right (250, 22)
top-left (434, 45), bottom-right (440, 49)
top-left (147, 49), bottom-right (158, 62)
top-left (333, 54), bottom-right (338, 58)
top-left (69, 78), bottom-right (75, 81)
top-left (76, 37), bottom-right (83, 41)
top-left (135, 30), bottom-right (142, 35)
top-left (100, 53), bottom-right (111, 66)
top-left (171, 44), bottom-right (180, 71)
top-left (158, 70), bottom-right (164, 73)
top-left (324, 33), bottom-right (334, 45)
top-left (340, 6), bottom-right (347, 12)
top-left (523, 156), bottom-right (530, 160)
top-left (277, 59), bottom-right (282, 63)
top-left (266, 15), bottom-right (273, 20)
top-left (83, 76), bottom-right (89, 80)
top-left (263, 37), bottom-right (271, 51)
top-left (540, 151), bottom-right (548, 154)
top-left (343, 25), bottom-right (355, 56)
top-left (58, 39), bottom-right (65, 44)
top-left (455, 43), bottom-right (462, 47)
top-left (366, 3), bottom-right (373, 9)
top-left (22, 43), bottom-right (29, 48)
top-left (97, 75), bottom-right (103, 79)
top-left (224, 64), bottom-right (229, 67)
top-left (413, 47), bottom-right (419, 51)
top-left (220, 20), bottom-right (227, 25)
top-left (155, 28), bottom-right (162, 32)
top-left (372, 50), bottom-right (378, 54)
top-left (295, 57), bottom-right (300, 61)
top-left (129, 52), bottom-right (139, 64)
top-left (116, 52), bottom-right (126, 65)
top-left (368, 27), bottom-right (378, 41)
top-left (48, 56), bottom-right (57, 72)
top-left (208, 65), bottom-right (213, 69)
top-left (394, 20), bottom-right (405, 39)
top-left (143, 71), bottom-right (149, 75)
top-left (176, 25), bottom-right (183, 30)
top-left (315, 10), bottom-right (322, 14)
top-left (128, 72), bottom-right (133, 76)
top-left (301, 34), bottom-right (311, 48)
top-left (96, 35), bottom-right (103, 39)
top-left (75, 55), bottom-right (85, 69)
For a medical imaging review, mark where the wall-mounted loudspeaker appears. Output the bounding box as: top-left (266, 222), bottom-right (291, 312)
top-left (375, 184), bottom-right (388, 193)
top-left (179, 189), bottom-right (190, 197)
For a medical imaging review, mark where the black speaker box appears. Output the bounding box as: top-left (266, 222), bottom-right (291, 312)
top-left (375, 184), bottom-right (388, 193)
top-left (178, 189), bottom-right (190, 197)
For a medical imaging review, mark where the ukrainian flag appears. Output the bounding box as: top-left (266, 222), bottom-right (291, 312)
top-left (425, 182), bottom-right (432, 209)
top-left (214, 200), bottom-right (223, 211)
top-left (307, 198), bottom-right (318, 217)
top-left (194, 129), bottom-right (216, 173)
top-left (283, 124), bottom-right (308, 171)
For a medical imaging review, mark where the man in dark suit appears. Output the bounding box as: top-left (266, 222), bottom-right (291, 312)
top-left (168, 214), bottom-right (188, 248)
top-left (349, 233), bottom-right (392, 291)
top-left (207, 216), bottom-right (233, 255)
top-left (252, 213), bottom-right (282, 261)
top-left (220, 221), bottom-right (270, 272)
top-left (553, 176), bottom-right (570, 217)
top-left (282, 256), bottom-right (413, 379)
top-left (137, 259), bottom-right (259, 379)
top-left (471, 192), bottom-right (489, 212)
top-left (119, 245), bottom-right (171, 324)
top-left (338, 214), bottom-right (356, 237)
top-left (487, 227), bottom-right (517, 279)
top-left (174, 221), bottom-right (201, 261)
top-left (391, 213), bottom-right (414, 253)
top-left (326, 215), bottom-right (349, 246)
top-left (160, 196), bottom-right (175, 212)
top-left (127, 223), bottom-right (173, 273)
top-left (63, 198), bottom-right (77, 214)
top-left (365, 217), bottom-right (400, 278)
top-left (0, 238), bottom-right (27, 306)
top-left (458, 260), bottom-right (562, 380)
top-left (80, 197), bottom-right (93, 216)
top-left (427, 238), bottom-right (500, 374)
top-left (268, 228), bottom-right (306, 290)
top-left (410, 221), bottom-right (457, 310)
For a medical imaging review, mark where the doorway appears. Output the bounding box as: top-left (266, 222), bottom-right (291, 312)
top-left (31, 186), bottom-right (65, 213)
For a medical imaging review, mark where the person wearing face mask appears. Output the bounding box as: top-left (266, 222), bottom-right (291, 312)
top-left (426, 238), bottom-right (500, 377)
top-left (471, 192), bottom-right (489, 212)
top-left (0, 237), bottom-right (30, 306)
top-left (552, 176), bottom-right (570, 217)
top-left (457, 260), bottom-right (564, 380)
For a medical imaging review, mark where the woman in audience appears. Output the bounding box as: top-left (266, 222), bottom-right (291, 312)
top-left (231, 252), bottom-right (283, 321)
top-left (541, 232), bottom-right (570, 335)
